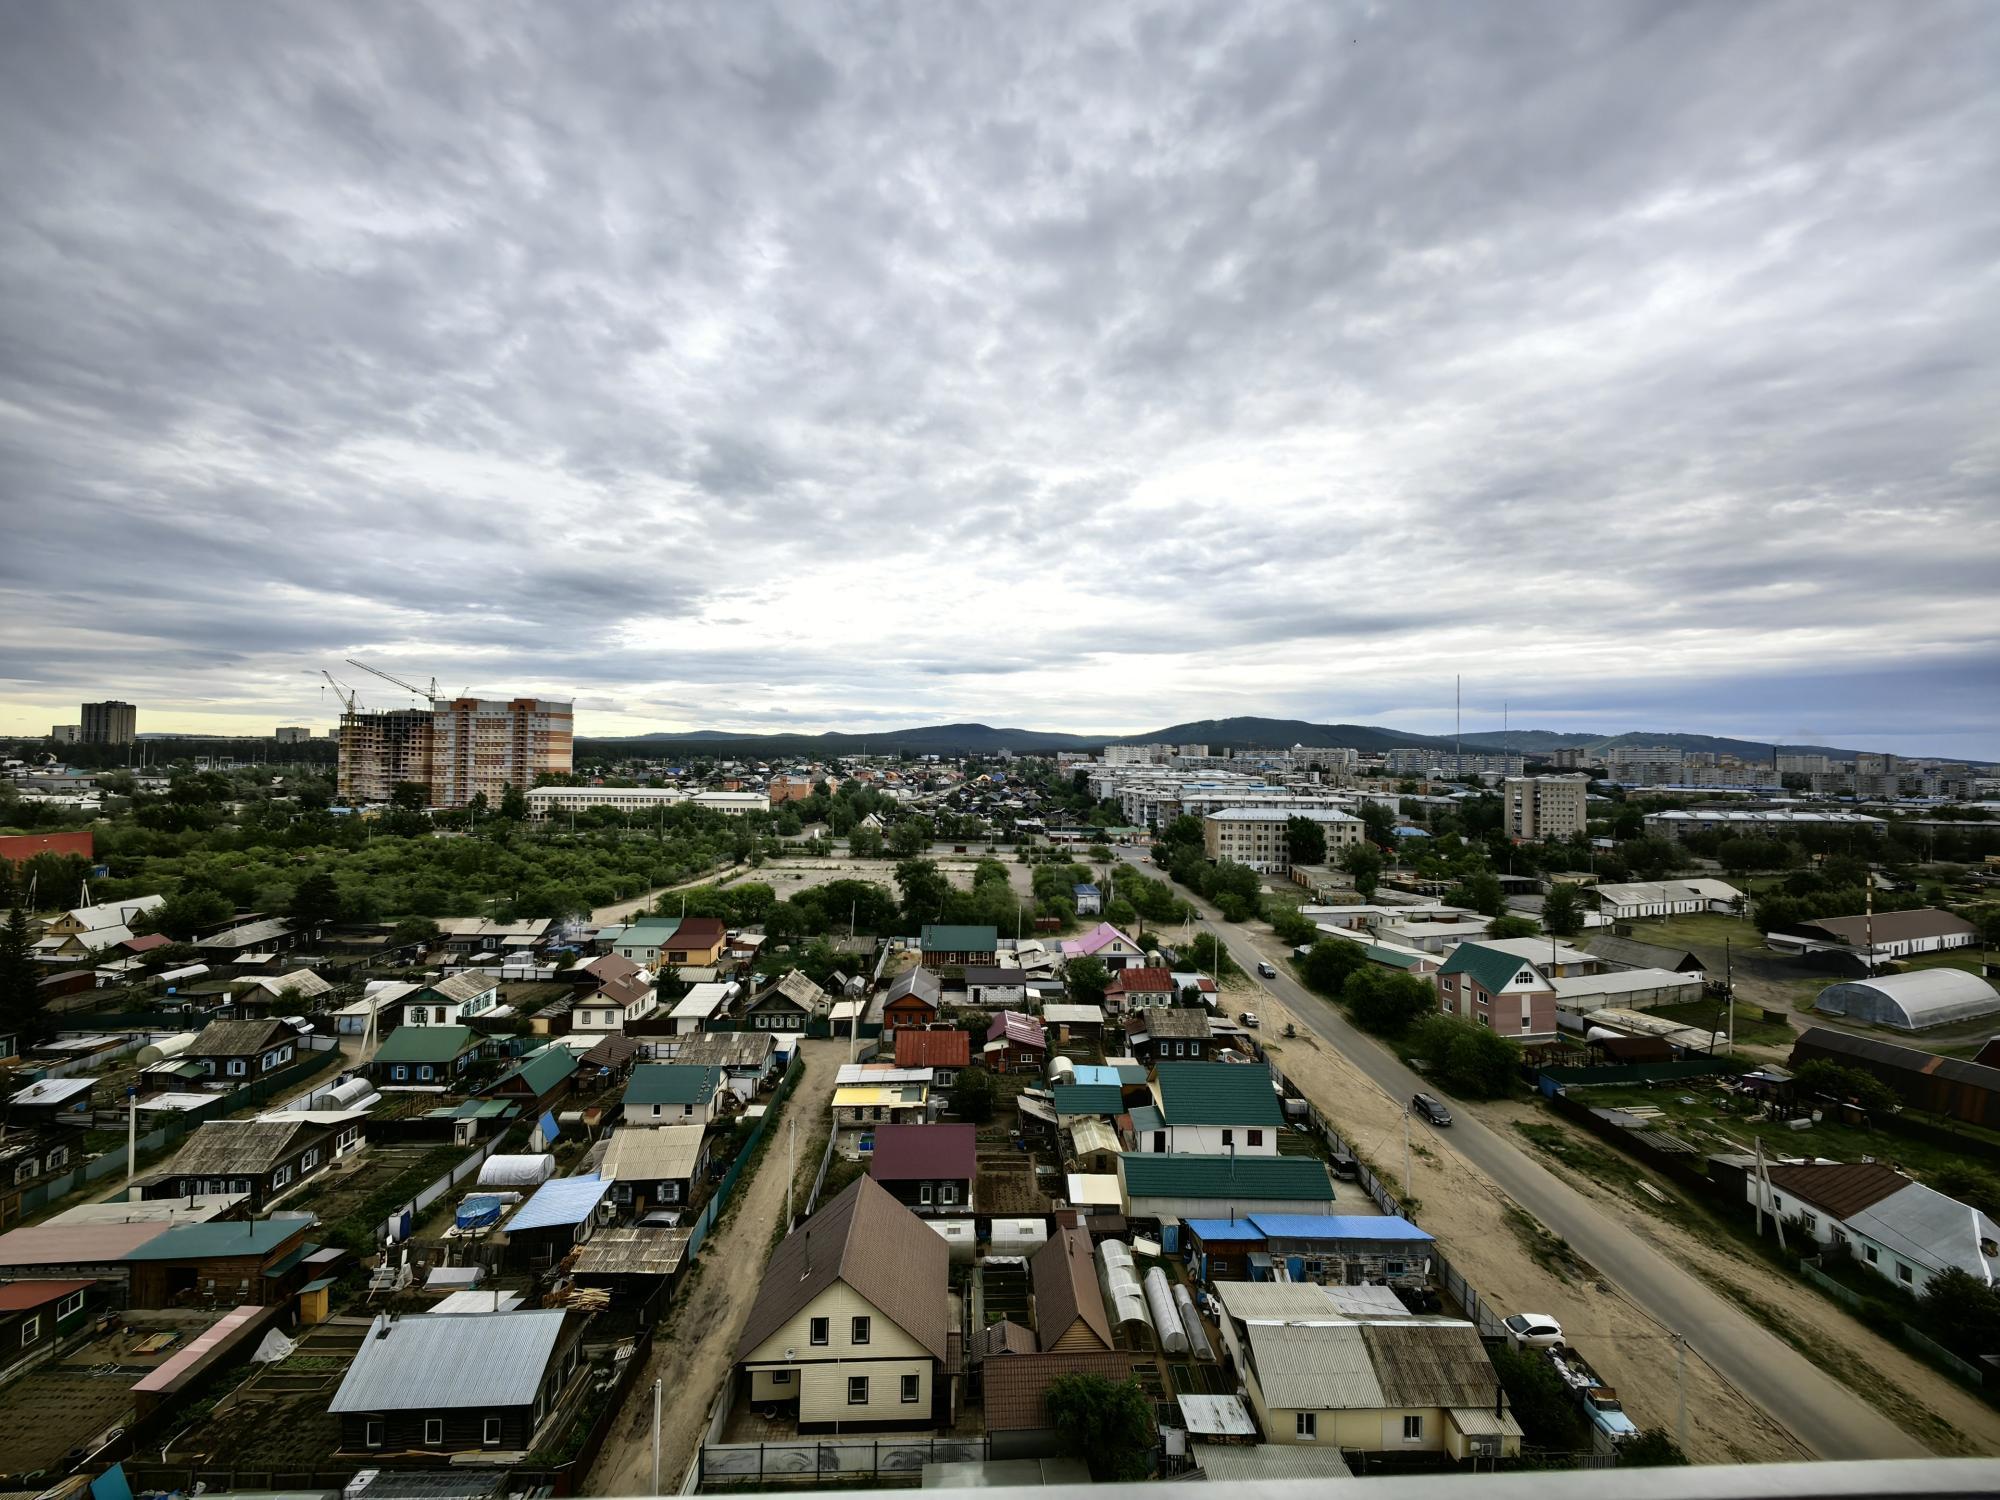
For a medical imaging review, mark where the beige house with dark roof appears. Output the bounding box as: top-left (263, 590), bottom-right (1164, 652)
top-left (1030, 1225), bottom-right (1112, 1352)
top-left (735, 1176), bottom-right (951, 1430)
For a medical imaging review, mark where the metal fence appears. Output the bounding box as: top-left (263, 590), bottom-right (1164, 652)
top-left (700, 1435), bottom-right (985, 1485)
top-left (1902, 1323), bottom-right (1985, 1387)
top-left (1799, 1259), bottom-right (1866, 1309)
top-left (801, 1119), bottom-right (841, 1223)
top-left (685, 1051), bottom-right (804, 1261)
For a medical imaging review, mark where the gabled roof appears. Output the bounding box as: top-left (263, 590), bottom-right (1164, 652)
top-left (1156, 1062), bottom-right (1282, 1127)
top-left (159, 1118), bottom-right (322, 1177)
top-left (490, 1047), bottom-right (578, 1097)
top-left (736, 1176), bottom-right (949, 1363)
top-left (123, 1215), bottom-right (313, 1260)
top-left (1845, 1180), bottom-right (2000, 1284)
top-left (1437, 942), bottom-right (1544, 996)
top-left (987, 1011), bottom-right (1045, 1048)
top-left (921, 924), bottom-right (998, 954)
top-left (893, 1029), bottom-right (971, 1069)
top-left (1135, 1008), bottom-right (1210, 1039)
top-left (506, 1175), bottom-right (610, 1231)
top-left (1063, 923), bottom-right (1140, 957)
top-left (1051, 1084), bottom-right (1125, 1117)
top-left (187, 1018), bottom-right (295, 1057)
top-left (1119, 1152), bottom-right (1334, 1203)
top-left (982, 1349), bottom-right (1143, 1430)
top-left (749, 970), bottom-right (827, 1013)
top-left (601, 1125), bottom-right (708, 1182)
top-left (579, 1033), bottom-right (642, 1071)
top-left (1107, 967), bottom-right (1175, 993)
top-left (1584, 934), bottom-right (1703, 973)
top-left (626, 1063), bottom-right (723, 1107)
top-left (329, 1310), bottom-right (570, 1412)
top-left (374, 1025), bottom-right (479, 1064)
top-left (425, 970), bottom-right (498, 1005)
top-left (1790, 908), bottom-right (1975, 948)
top-left (673, 1030), bottom-right (778, 1070)
top-left (662, 916), bottom-right (728, 949)
top-left (868, 1123), bottom-right (976, 1182)
top-left (885, 968), bottom-right (944, 1007)
top-left (1031, 1225), bottom-right (1112, 1350)
top-left (1763, 1161), bottom-right (1909, 1220)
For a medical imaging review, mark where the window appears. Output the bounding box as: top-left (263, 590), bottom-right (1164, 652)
top-left (940, 1183), bottom-right (957, 1205)
top-left (1221, 1129), bottom-right (1233, 1147)
top-left (1247, 1130), bottom-right (1263, 1148)
top-left (770, 1370), bottom-right (792, 1385)
top-left (919, 1183), bottom-right (933, 1204)
top-left (851, 1315), bottom-right (871, 1345)
top-left (847, 1376), bottom-right (869, 1405)
top-left (809, 1317), bottom-right (830, 1346)
top-left (1800, 1212), bottom-right (1817, 1232)
top-left (1897, 1263), bottom-right (1914, 1284)
top-left (228, 1059), bottom-right (247, 1076)
top-left (1295, 1412), bottom-right (1317, 1440)
top-left (56, 1290), bottom-right (85, 1319)
top-left (393, 1065), bottom-right (409, 1082)
top-left (1402, 1414), bottom-right (1423, 1442)
top-left (45, 1146), bottom-right (68, 1170)
top-left (902, 1374), bottom-right (921, 1403)
top-left (20, 1316), bottom-right (40, 1345)
top-left (272, 1165), bottom-right (293, 1188)
top-left (424, 1418), bottom-right (443, 1445)
top-left (483, 1417), bottom-right (502, 1447)
top-left (364, 1419), bottom-right (384, 1449)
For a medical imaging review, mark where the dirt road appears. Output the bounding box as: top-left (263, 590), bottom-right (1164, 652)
top-left (587, 1038), bottom-right (845, 1495)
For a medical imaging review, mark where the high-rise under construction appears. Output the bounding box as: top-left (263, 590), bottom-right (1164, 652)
top-left (337, 697), bottom-right (573, 808)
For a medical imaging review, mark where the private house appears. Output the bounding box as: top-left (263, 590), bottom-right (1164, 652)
top-left (181, 1018), bottom-right (300, 1084)
top-left (0, 1279), bottom-right (96, 1380)
top-left (669, 1030), bottom-right (783, 1099)
top-left (983, 1349), bottom-right (1145, 1459)
top-left (195, 917), bottom-right (299, 968)
top-left (1030, 1225), bottom-right (1113, 1351)
top-left (371, 1024), bottom-right (481, 1088)
top-left (1184, 1215), bottom-right (1435, 1288)
top-left (6, 1078), bottom-right (95, 1127)
top-left (1117, 1153), bottom-right (1337, 1220)
top-left (122, 1214), bottom-right (321, 1307)
top-left (433, 916), bottom-right (553, 958)
top-left (403, 970), bottom-right (502, 1028)
top-left (1434, 943), bottom-right (1559, 1041)
top-left (1126, 1007), bottom-right (1213, 1064)
top-left (570, 954), bottom-right (657, 1034)
top-left (892, 1028), bottom-right (970, 1086)
top-left (658, 916), bottom-right (729, 971)
top-left (1143, 1062), bottom-right (1282, 1155)
top-left (1058, 923), bottom-right (1145, 972)
top-left (503, 1176), bottom-right (612, 1269)
top-left (1746, 1161), bottom-right (2000, 1294)
top-left (882, 968), bottom-right (943, 1031)
top-left (1041, 1003), bottom-right (1105, 1044)
top-left (231, 968), bottom-right (335, 1012)
top-left (1052, 1084), bottom-right (1124, 1121)
top-left (921, 924), bottom-right (999, 969)
top-left (867, 1123), bottom-right (975, 1214)
top-left (833, 1077), bottom-right (930, 1129)
top-left (600, 1125), bottom-right (710, 1213)
top-left (1211, 1282), bottom-right (1521, 1459)
top-left (1105, 967), bottom-right (1176, 1012)
top-left (665, 981), bottom-right (737, 1035)
top-left (329, 1308), bottom-right (588, 1455)
top-left (624, 1064), bottom-right (729, 1126)
top-left (745, 970), bottom-right (830, 1031)
top-left (607, 919), bottom-right (686, 968)
top-left (486, 1047), bottom-right (579, 1113)
top-left (30, 895), bottom-right (166, 961)
top-left (1590, 879), bottom-right (1744, 920)
top-left (1768, 908), bottom-right (1978, 965)
top-left (962, 967), bottom-right (1029, 1008)
top-left (735, 1176), bottom-right (951, 1431)
top-left (984, 1012), bottom-right (1046, 1075)
top-left (141, 1118), bottom-right (341, 1210)
top-left (1471, 937), bottom-right (1603, 980)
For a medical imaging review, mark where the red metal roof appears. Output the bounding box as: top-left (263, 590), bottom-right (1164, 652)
top-left (986, 1011), bottom-right (1046, 1048)
top-left (868, 1123), bottom-right (976, 1182)
top-left (0, 1278), bottom-right (94, 1311)
top-left (1108, 968), bottom-right (1174, 992)
top-left (893, 1030), bottom-right (971, 1069)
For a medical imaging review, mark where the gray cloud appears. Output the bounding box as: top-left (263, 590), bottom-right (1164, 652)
top-left (0, 0), bottom-right (1996, 755)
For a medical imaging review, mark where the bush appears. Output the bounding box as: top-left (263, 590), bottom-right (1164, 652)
top-left (1485, 914), bottom-right (1540, 939)
top-left (1620, 1428), bottom-right (1691, 1466)
top-left (1409, 1014), bottom-right (1520, 1099)
top-left (1300, 937), bottom-right (1364, 997)
top-left (1344, 968), bottom-right (1436, 1036)
top-left (1792, 1059), bottom-right (1899, 1115)
top-left (1268, 908), bottom-right (1318, 947)
top-left (1489, 1344), bottom-right (1587, 1452)
top-left (1044, 1373), bottom-right (1154, 1481)
top-left (953, 1064), bottom-right (998, 1125)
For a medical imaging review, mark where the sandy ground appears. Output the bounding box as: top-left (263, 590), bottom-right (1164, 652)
top-left (587, 1038), bottom-right (846, 1495)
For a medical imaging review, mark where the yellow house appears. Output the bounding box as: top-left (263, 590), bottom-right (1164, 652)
top-left (736, 1175), bottom-right (952, 1431)
top-left (1213, 1282), bottom-right (1521, 1461)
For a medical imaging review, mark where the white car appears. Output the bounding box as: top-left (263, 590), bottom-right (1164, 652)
top-left (1503, 1313), bottom-right (1564, 1350)
top-left (1239, 1011), bottom-right (1260, 1029)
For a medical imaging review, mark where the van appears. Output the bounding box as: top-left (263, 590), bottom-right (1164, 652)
top-left (1256, 961), bottom-right (1277, 979)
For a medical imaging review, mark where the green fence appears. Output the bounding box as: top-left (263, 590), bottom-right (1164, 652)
top-left (684, 1051), bottom-right (804, 1261)
top-left (1537, 1058), bottom-right (1742, 1090)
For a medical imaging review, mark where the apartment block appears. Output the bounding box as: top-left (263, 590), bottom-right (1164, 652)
top-left (1202, 806), bottom-right (1363, 873)
top-left (1502, 775), bottom-right (1588, 841)
top-left (80, 700), bottom-right (136, 744)
top-left (274, 726), bottom-right (312, 744)
top-left (337, 696), bottom-right (572, 809)
top-left (49, 725), bottom-right (81, 744)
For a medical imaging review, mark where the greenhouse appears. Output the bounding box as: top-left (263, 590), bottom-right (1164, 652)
top-left (1814, 968), bottom-right (2000, 1033)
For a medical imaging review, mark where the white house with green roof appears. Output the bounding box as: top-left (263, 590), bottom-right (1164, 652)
top-left (1148, 1062), bottom-right (1283, 1156)
top-left (1434, 943), bottom-right (1557, 1040)
top-left (370, 1024), bottom-right (483, 1088)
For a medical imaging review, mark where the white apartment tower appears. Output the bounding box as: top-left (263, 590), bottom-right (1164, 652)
top-left (1503, 775), bottom-right (1588, 841)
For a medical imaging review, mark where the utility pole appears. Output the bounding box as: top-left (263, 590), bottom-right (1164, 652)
top-left (1726, 939), bottom-right (1735, 1054)
top-left (1403, 1106), bottom-right (1412, 1199)
top-left (1675, 1334), bottom-right (1688, 1456)
top-left (125, 1086), bottom-right (137, 1189)
top-left (651, 1377), bottom-right (663, 1493)
top-left (787, 1115), bottom-right (796, 1231)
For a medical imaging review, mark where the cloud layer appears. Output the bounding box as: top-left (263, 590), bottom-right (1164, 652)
top-left (1, 1), bottom-right (1996, 755)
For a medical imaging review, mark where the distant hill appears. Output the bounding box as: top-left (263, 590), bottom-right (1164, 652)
top-left (1125, 717), bottom-right (1460, 753)
top-left (1455, 729), bottom-right (1870, 761)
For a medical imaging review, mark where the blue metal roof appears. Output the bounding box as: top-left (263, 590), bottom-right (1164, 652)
top-left (1184, 1218), bottom-right (1264, 1242)
top-left (505, 1174), bottom-right (608, 1231)
top-left (1071, 1064), bottom-right (1122, 1088)
top-left (1249, 1214), bottom-right (1433, 1242)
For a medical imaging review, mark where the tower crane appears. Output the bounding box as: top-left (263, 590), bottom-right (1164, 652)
top-left (345, 658), bottom-right (440, 706)
top-left (306, 669), bottom-right (360, 713)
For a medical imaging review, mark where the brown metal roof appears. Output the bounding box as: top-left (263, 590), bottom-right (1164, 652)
top-left (1795, 909), bottom-right (1975, 947)
top-left (982, 1349), bottom-right (1148, 1430)
top-left (1030, 1224), bottom-right (1113, 1351)
top-left (735, 1175), bottom-right (949, 1364)
top-left (979, 1319), bottom-right (1036, 1359)
top-left (869, 1123), bottom-right (975, 1183)
top-left (1763, 1160), bottom-right (1909, 1220)
top-left (893, 1030), bottom-right (971, 1069)
top-left (0, 1222), bottom-right (170, 1265)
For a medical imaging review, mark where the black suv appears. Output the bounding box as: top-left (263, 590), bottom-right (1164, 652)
top-left (1411, 1092), bottom-right (1452, 1127)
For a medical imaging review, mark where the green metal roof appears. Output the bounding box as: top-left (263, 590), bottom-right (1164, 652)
top-left (1364, 944), bottom-right (1425, 971)
top-left (1118, 1152), bottom-right (1333, 1202)
top-left (492, 1047), bottom-right (577, 1097)
top-left (920, 924), bottom-right (998, 953)
top-left (1437, 942), bottom-right (1540, 997)
top-left (1155, 1062), bottom-right (1283, 1127)
top-left (374, 1024), bottom-right (478, 1064)
top-left (625, 1063), bottom-right (723, 1106)
top-left (125, 1215), bottom-right (313, 1261)
top-left (1052, 1084), bottom-right (1125, 1116)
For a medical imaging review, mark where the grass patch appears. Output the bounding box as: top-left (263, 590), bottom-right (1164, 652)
top-left (1501, 1200), bottom-right (1590, 1282)
top-left (1649, 998), bottom-right (1795, 1048)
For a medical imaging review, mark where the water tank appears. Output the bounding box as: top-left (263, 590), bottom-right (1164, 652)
top-left (136, 1031), bottom-right (199, 1066)
top-left (1144, 1266), bottom-right (1189, 1356)
top-left (1049, 1056), bottom-right (1076, 1085)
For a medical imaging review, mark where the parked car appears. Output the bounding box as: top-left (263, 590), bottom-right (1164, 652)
top-left (1239, 1011), bottom-right (1260, 1029)
top-left (1256, 961), bottom-right (1277, 979)
top-left (1503, 1313), bottom-right (1565, 1350)
top-left (1411, 1092), bottom-right (1452, 1127)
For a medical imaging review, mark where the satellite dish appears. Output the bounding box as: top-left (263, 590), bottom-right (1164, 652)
top-left (785, 1348), bottom-right (797, 1361)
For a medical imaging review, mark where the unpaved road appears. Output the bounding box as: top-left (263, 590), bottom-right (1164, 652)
top-left (587, 1038), bottom-right (845, 1495)
top-left (1116, 851), bottom-right (1930, 1462)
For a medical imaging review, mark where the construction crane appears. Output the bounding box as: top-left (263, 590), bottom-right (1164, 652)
top-left (307, 669), bottom-right (360, 714)
top-left (345, 658), bottom-right (440, 706)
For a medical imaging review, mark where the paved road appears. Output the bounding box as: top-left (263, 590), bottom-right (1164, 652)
top-left (1118, 850), bottom-right (1926, 1461)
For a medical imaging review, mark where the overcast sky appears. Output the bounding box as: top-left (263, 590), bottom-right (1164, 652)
top-left (2, 2), bottom-right (1996, 756)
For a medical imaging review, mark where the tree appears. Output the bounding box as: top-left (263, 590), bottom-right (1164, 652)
top-left (1447, 871), bottom-right (1505, 918)
top-left (888, 816), bottom-right (934, 856)
top-left (1043, 1372), bottom-right (1155, 1481)
top-left (1268, 908), bottom-right (1317, 947)
top-left (1620, 1428), bottom-right (1691, 1467)
top-left (1542, 882), bottom-right (1585, 937)
top-left (848, 824), bottom-right (884, 858)
top-left (390, 915), bottom-right (441, 948)
top-left (1927, 1163), bottom-right (2000, 1221)
top-left (1066, 955), bottom-right (1109, 1007)
top-left (1345, 968), bottom-right (1436, 1036)
top-left (954, 1064), bottom-right (998, 1125)
top-left (289, 871), bottom-right (344, 931)
top-left (1183, 932), bottom-right (1239, 980)
top-left (1156, 815), bottom-right (1205, 858)
top-left (391, 781), bottom-right (429, 812)
top-left (1285, 815), bottom-right (1327, 867)
top-left (1485, 914), bottom-right (1540, 940)
top-left (1302, 937), bottom-right (1364, 997)
top-left (139, 885), bottom-right (235, 941)
top-left (1919, 1267), bottom-right (2000, 1355)
top-left (1792, 1059), bottom-right (1899, 1115)
top-left (498, 783), bottom-right (529, 821)
top-left (1619, 836), bottom-right (1680, 882)
top-left (0, 906), bottom-right (52, 1047)
top-left (1341, 843), bottom-right (1384, 899)
top-left (1410, 1014), bottom-right (1520, 1099)
top-left (1974, 905), bottom-right (2000, 952)
top-left (894, 858), bottom-right (951, 928)
top-left (764, 900), bottom-right (807, 945)
top-left (1489, 1344), bottom-right (1588, 1452)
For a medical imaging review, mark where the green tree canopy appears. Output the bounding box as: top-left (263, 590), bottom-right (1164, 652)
top-left (1066, 955), bottom-right (1109, 1007)
top-left (1043, 1373), bottom-right (1155, 1482)
top-left (1341, 843), bottom-right (1384, 899)
top-left (1410, 1014), bottom-right (1520, 1099)
top-left (954, 1064), bottom-right (998, 1125)
top-left (1485, 914), bottom-right (1540, 940)
top-left (1541, 882), bottom-right (1585, 937)
top-left (1344, 968), bottom-right (1437, 1036)
top-left (1285, 815), bottom-right (1327, 867)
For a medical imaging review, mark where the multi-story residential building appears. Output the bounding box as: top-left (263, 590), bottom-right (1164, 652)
top-left (274, 726), bottom-right (312, 743)
top-left (49, 725), bottom-right (81, 744)
top-left (1384, 748), bottom-right (1525, 777)
top-left (1502, 775), bottom-right (1588, 840)
top-left (1601, 745), bottom-right (1684, 785)
top-left (1202, 806), bottom-right (1363, 873)
top-left (1776, 753), bottom-right (1834, 775)
top-left (338, 696), bottom-right (573, 809)
top-left (80, 700), bottom-right (136, 744)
